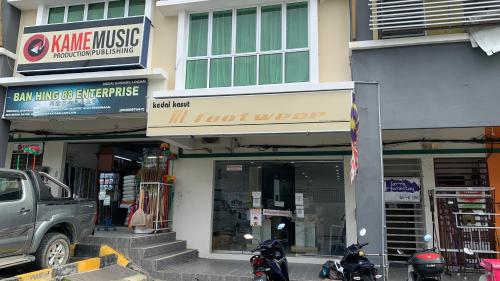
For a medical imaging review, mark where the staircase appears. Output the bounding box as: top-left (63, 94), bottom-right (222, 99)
top-left (81, 230), bottom-right (198, 278)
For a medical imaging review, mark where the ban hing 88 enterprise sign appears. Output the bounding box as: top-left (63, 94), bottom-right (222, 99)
top-left (17, 16), bottom-right (151, 74)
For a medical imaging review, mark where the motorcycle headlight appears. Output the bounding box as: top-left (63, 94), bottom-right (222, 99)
top-left (353, 277), bottom-right (361, 281)
top-left (359, 251), bottom-right (365, 257)
top-left (375, 275), bottom-right (382, 279)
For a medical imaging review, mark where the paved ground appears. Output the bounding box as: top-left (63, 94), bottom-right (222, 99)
top-left (64, 265), bottom-right (147, 281)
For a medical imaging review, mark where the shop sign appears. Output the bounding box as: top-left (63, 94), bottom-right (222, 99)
top-left (147, 90), bottom-right (352, 136)
top-left (3, 80), bottom-right (147, 118)
top-left (17, 16), bottom-right (151, 75)
top-left (384, 178), bottom-right (421, 203)
top-left (12, 143), bottom-right (43, 154)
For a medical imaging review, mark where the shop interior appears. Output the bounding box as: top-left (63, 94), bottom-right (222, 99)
top-left (212, 160), bottom-right (346, 257)
top-left (65, 141), bottom-right (174, 230)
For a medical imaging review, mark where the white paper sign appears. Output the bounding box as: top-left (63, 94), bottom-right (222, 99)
top-left (274, 201), bottom-right (285, 207)
top-left (253, 197), bottom-right (261, 208)
top-left (295, 193), bottom-right (304, 205)
top-left (104, 195), bottom-right (111, 206)
top-left (250, 208), bottom-right (262, 226)
top-left (296, 206), bottom-right (305, 218)
top-left (252, 191), bottom-right (262, 198)
top-left (263, 209), bottom-right (292, 217)
top-left (98, 191), bottom-right (106, 200)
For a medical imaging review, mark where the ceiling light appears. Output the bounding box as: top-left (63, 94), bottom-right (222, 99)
top-left (114, 155), bottom-right (132, 162)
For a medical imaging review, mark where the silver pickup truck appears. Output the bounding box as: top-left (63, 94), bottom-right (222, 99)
top-left (0, 168), bottom-right (97, 269)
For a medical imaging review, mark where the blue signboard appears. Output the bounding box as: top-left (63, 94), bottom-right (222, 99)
top-left (384, 177), bottom-right (421, 203)
top-left (3, 79), bottom-right (147, 118)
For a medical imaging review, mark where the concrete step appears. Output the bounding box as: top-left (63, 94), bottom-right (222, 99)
top-left (131, 240), bottom-right (187, 259)
top-left (153, 271), bottom-right (253, 281)
top-left (130, 232), bottom-right (177, 248)
top-left (65, 265), bottom-right (148, 281)
top-left (145, 249), bottom-right (198, 272)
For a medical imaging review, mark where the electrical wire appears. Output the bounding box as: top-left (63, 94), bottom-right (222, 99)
top-left (10, 127), bottom-right (146, 136)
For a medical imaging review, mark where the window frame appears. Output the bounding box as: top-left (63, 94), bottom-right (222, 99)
top-left (0, 173), bottom-right (25, 203)
top-left (180, 0), bottom-right (317, 90)
top-left (44, 0), bottom-right (149, 24)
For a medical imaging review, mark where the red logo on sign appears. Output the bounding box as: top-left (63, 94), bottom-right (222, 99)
top-left (23, 34), bottom-right (50, 62)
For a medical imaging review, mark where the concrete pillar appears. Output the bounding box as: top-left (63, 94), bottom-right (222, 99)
top-left (421, 156), bottom-right (439, 249)
top-left (0, 87), bottom-right (10, 168)
top-left (344, 156), bottom-right (357, 246)
top-left (354, 83), bottom-right (386, 275)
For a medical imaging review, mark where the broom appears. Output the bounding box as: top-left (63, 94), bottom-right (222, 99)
top-left (130, 183), bottom-right (146, 227)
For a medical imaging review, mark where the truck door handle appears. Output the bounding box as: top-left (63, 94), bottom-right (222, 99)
top-left (19, 208), bottom-right (31, 214)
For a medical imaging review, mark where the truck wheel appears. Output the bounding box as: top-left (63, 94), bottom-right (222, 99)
top-left (35, 232), bottom-right (70, 268)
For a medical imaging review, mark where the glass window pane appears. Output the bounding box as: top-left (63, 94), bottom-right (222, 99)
top-left (259, 54), bottom-right (282, 85)
top-left (188, 13), bottom-right (209, 57)
top-left (67, 5), bottom-right (84, 22)
top-left (285, 51), bottom-right (309, 83)
top-left (210, 58), bottom-right (232, 88)
top-left (261, 5), bottom-right (282, 52)
top-left (108, 0), bottom-right (126, 19)
top-left (48, 7), bottom-right (65, 24)
top-left (0, 173), bottom-right (23, 202)
top-left (286, 2), bottom-right (308, 49)
top-left (129, 0), bottom-right (145, 16)
top-left (234, 56), bottom-right (257, 86)
top-left (87, 3), bottom-right (105, 20)
top-left (186, 60), bottom-right (208, 89)
top-left (236, 8), bottom-right (256, 53)
top-left (212, 10), bottom-right (232, 55)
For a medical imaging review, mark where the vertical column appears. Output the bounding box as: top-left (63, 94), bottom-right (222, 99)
top-left (344, 156), bottom-right (357, 246)
top-left (0, 87), bottom-right (10, 168)
top-left (486, 127), bottom-right (500, 255)
top-left (354, 83), bottom-right (386, 274)
top-left (421, 155), bottom-right (439, 249)
top-left (41, 141), bottom-right (67, 196)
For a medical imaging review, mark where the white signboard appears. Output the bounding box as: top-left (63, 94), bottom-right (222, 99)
top-left (384, 178), bottom-right (421, 203)
top-left (263, 209), bottom-right (292, 217)
top-left (250, 208), bottom-right (262, 226)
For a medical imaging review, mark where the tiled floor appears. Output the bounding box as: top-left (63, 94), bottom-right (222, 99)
top-left (158, 259), bottom-right (482, 281)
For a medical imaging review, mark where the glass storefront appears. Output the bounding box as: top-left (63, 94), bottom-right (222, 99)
top-left (212, 161), bottom-right (346, 256)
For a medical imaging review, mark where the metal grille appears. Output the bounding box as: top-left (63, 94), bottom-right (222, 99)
top-left (369, 0), bottom-right (500, 33)
top-left (434, 158), bottom-right (497, 272)
top-left (384, 159), bottom-right (425, 264)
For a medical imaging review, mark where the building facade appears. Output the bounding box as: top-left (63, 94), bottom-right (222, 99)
top-left (7, 0), bottom-right (499, 276)
top-left (352, 1), bottom-right (500, 268)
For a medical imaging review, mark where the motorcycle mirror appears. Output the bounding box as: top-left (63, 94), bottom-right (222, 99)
top-left (244, 234), bottom-right (254, 240)
top-left (464, 248), bottom-right (474, 256)
top-left (277, 223), bottom-right (286, 230)
top-left (424, 234), bottom-right (432, 242)
top-left (359, 228), bottom-right (367, 237)
top-left (396, 249), bottom-right (404, 255)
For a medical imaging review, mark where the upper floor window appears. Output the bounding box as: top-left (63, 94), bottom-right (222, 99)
top-left (47, 0), bottom-right (146, 24)
top-left (185, 2), bottom-right (309, 89)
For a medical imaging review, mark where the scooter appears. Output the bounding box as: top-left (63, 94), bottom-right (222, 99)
top-left (397, 234), bottom-right (445, 281)
top-left (245, 223), bottom-right (290, 281)
top-left (332, 228), bottom-right (382, 281)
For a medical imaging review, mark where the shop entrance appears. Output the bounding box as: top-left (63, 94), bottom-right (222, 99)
top-left (65, 141), bottom-right (163, 228)
top-left (212, 160), bottom-right (346, 257)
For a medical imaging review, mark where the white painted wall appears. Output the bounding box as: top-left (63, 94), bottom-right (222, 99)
top-left (172, 158), bottom-right (215, 257)
top-left (41, 141), bottom-right (67, 197)
top-left (4, 143), bottom-right (13, 168)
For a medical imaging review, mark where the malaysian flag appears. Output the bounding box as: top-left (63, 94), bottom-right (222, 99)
top-left (350, 92), bottom-right (359, 185)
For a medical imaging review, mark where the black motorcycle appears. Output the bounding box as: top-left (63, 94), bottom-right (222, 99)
top-left (245, 223), bottom-right (290, 281)
top-left (333, 228), bottom-right (382, 281)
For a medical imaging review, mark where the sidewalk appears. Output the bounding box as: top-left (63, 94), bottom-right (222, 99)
top-left (63, 265), bottom-right (148, 281)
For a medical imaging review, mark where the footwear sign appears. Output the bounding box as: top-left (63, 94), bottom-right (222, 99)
top-left (17, 16), bottom-right (151, 75)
